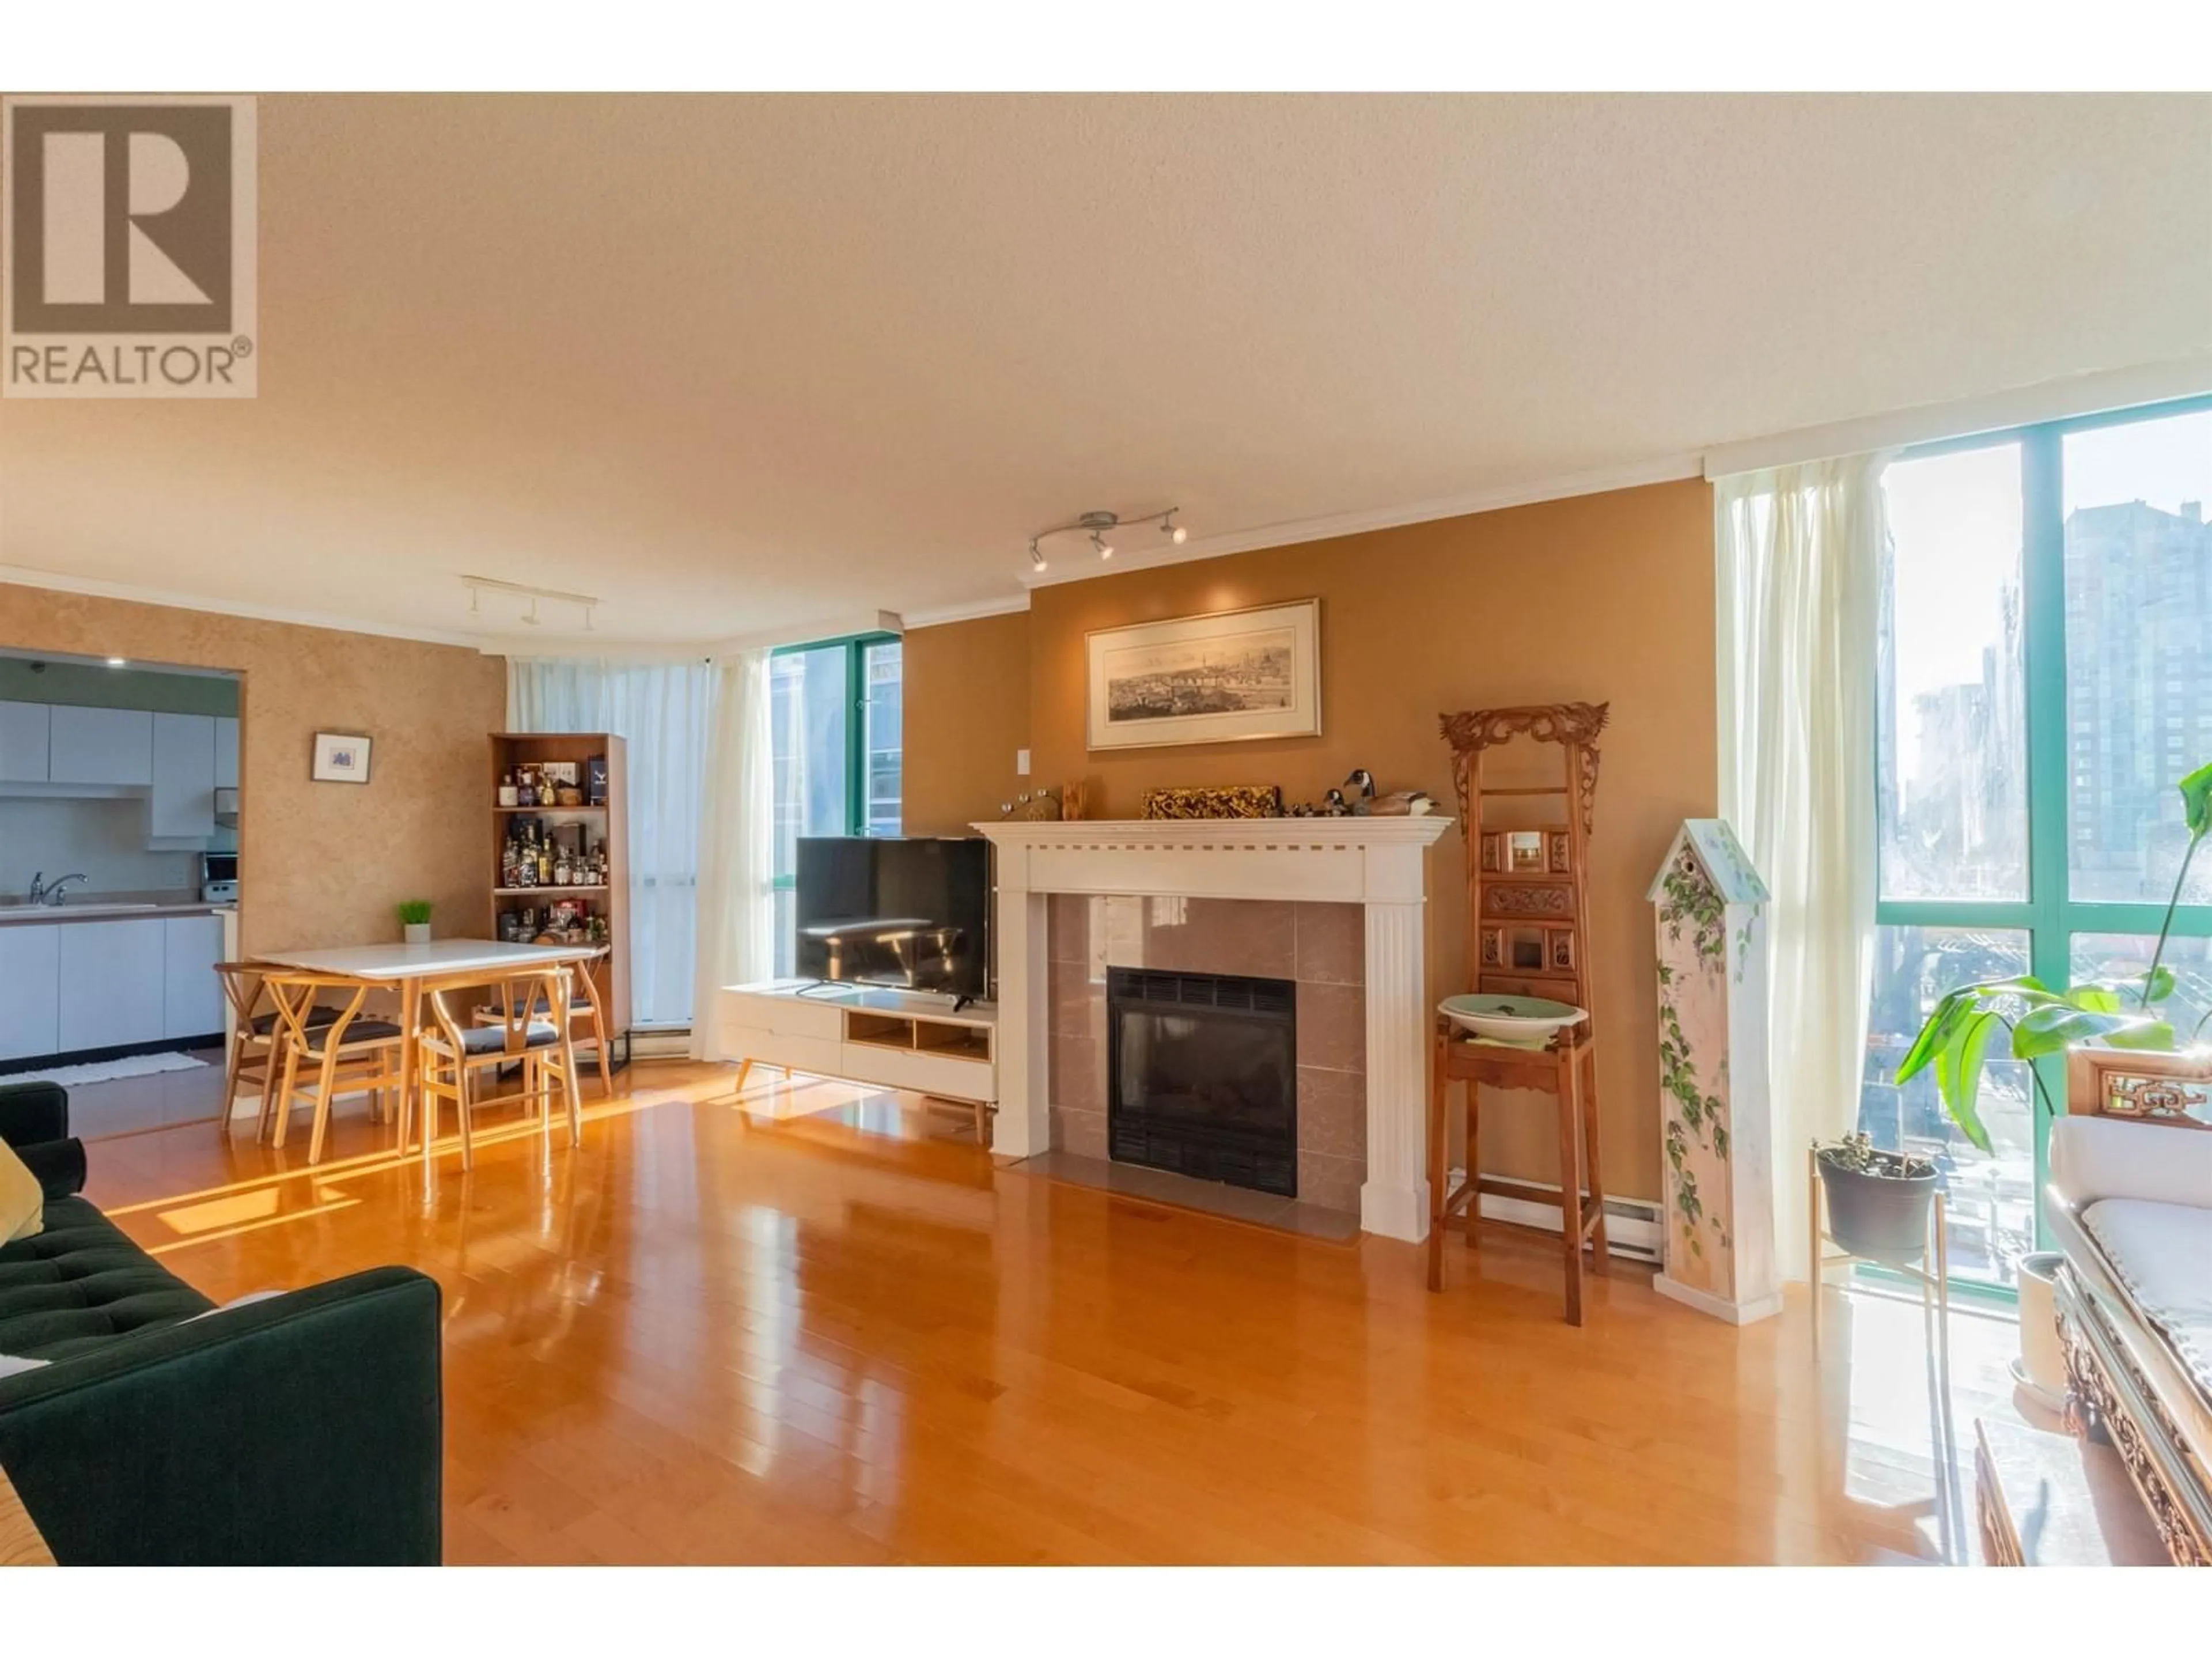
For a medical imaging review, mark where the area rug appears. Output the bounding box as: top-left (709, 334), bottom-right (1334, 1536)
top-left (1, 1052), bottom-right (209, 1088)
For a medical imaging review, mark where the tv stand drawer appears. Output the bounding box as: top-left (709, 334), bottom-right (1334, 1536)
top-left (764, 996), bottom-right (842, 1041)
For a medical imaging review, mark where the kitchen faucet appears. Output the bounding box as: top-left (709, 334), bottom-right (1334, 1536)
top-left (26, 872), bottom-right (88, 906)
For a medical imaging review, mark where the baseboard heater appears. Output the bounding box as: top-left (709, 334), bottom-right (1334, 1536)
top-left (1457, 1169), bottom-right (1663, 1265)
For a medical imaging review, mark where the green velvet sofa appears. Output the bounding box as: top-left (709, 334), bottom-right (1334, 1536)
top-left (0, 1080), bottom-right (444, 1565)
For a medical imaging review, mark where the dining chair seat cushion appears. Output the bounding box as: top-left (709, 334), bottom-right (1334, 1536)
top-left (248, 1005), bottom-right (342, 1037)
top-left (457, 1022), bottom-right (560, 1056)
top-left (296, 1020), bottom-right (404, 1052)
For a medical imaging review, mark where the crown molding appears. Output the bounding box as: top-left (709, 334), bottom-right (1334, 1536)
top-left (1702, 354), bottom-right (2212, 479)
top-left (1016, 453), bottom-right (1705, 592)
top-left (898, 592), bottom-right (1033, 629)
top-left (0, 563), bottom-right (486, 650)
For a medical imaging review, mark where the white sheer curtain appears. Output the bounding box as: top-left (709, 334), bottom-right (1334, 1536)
top-left (1716, 454), bottom-right (1889, 1279)
top-left (507, 658), bottom-right (715, 1029)
top-left (691, 649), bottom-right (774, 1060)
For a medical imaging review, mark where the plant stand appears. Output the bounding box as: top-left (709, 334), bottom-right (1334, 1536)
top-left (1807, 1146), bottom-right (1950, 1357)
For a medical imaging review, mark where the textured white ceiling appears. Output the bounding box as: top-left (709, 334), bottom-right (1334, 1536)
top-left (3, 93), bottom-right (2210, 645)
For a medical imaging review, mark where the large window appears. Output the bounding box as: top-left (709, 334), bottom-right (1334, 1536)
top-left (770, 632), bottom-right (903, 974)
top-left (1866, 398), bottom-right (2212, 1291)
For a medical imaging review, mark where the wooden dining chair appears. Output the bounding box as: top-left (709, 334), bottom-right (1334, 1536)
top-left (213, 961), bottom-right (334, 1141)
top-left (469, 949), bottom-right (613, 1095)
top-left (260, 972), bottom-right (407, 1165)
top-left (419, 967), bottom-right (584, 1171)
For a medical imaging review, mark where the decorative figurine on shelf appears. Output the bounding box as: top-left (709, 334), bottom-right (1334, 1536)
top-left (1321, 788), bottom-right (1351, 817)
top-left (1001, 790), bottom-right (1063, 822)
top-left (1343, 768), bottom-right (1437, 816)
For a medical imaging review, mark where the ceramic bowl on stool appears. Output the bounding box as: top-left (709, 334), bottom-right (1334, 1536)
top-left (1438, 993), bottom-right (1587, 1043)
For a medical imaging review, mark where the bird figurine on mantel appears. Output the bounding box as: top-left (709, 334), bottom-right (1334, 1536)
top-left (1343, 768), bottom-right (1436, 817)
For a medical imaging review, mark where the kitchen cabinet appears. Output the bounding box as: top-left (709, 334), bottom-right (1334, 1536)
top-left (0, 926), bottom-right (60, 1060)
top-left (162, 914), bottom-right (226, 1038)
top-left (150, 712), bottom-right (216, 839)
top-left (0, 702), bottom-right (51, 783)
top-left (57, 918), bottom-right (166, 1053)
top-left (214, 715), bottom-right (240, 789)
top-left (48, 705), bottom-right (153, 786)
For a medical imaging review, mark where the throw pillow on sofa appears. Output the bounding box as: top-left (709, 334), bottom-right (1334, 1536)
top-left (0, 1138), bottom-right (43, 1244)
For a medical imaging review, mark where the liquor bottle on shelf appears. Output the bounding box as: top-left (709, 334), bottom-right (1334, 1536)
top-left (498, 771), bottom-right (519, 808)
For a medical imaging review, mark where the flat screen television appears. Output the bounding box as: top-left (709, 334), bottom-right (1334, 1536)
top-left (793, 836), bottom-right (991, 1003)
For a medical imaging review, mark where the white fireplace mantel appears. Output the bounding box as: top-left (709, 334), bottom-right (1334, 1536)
top-left (976, 815), bottom-right (1452, 1241)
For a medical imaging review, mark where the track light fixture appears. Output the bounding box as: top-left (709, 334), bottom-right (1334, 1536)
top-left (1025, 506), bottom-right (1186, 573)
top-left (461, 573), bottom-right (601, 633)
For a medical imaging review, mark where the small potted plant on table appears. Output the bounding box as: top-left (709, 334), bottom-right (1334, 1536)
top-left (1819, 761), bottom-right (2212, 1263)
top-left (398, 900), bottom-right (434, 945)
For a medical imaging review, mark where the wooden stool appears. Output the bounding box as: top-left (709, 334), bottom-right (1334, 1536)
top-left (1429, 1023), bottom-right (1608, 1323)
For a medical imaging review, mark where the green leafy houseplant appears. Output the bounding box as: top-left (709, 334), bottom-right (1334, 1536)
top-left (396, 900), bottom-right (434, 926)
top-left (1889, 759), bottom-right (2212, 1154)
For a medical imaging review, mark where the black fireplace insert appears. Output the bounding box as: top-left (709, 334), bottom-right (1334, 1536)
top-left (1106, 967), bottom-right (1297, 1197)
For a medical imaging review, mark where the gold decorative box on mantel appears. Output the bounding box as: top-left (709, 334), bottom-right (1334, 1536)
top-left (1141, 785), bottom-right (1282, 820)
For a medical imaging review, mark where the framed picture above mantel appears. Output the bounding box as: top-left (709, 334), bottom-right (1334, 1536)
top-left (1085, 597), bottom-right (1321, 751)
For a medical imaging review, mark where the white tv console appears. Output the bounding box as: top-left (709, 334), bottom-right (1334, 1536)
top-left (715, 979), bottom-right (998, 1144)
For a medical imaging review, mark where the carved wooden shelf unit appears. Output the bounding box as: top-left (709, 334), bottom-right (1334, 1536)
top-left (1428, 701), bottom-right (1613, 1324)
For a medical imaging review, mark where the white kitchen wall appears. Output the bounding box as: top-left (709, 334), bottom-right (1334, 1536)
top-left (0, 797), bottom-right (209, 897)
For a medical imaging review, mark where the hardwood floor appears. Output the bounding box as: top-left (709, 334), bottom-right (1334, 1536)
top-left (71, 1058), bottom-right (2040, 1565)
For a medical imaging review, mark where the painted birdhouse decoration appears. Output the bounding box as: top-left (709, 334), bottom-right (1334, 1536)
top-left (1646, 820), bottom-right (1778, 1325)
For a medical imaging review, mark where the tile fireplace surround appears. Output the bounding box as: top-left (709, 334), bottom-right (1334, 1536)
top-left (977, 817), bottom-right (1452, 1241)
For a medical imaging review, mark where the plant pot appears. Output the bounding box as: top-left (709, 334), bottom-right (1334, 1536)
top-left (1816, 1148), bottom-right (1938, 1266)
top-left (2014, 1251), bottom-right (2069, 1409)
top-left (403, 922), bottom-right (432, 945)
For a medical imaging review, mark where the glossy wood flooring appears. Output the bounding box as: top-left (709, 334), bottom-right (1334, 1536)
top-left (76, 1059), bottom-right (2039, 1565)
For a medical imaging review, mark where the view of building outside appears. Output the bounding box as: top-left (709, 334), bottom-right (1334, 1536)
top-left (770, 638), bottom-right (904, 974)
top-left (1865, 406), bottom-right (2212, 1290)
top-left (863, 639), bottom-right (903, 839)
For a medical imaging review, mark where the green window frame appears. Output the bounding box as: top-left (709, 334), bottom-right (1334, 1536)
top-left (768, 630), bottom-right (903, 901)
top-left (1876, 392), bottom-right (2212, 1293)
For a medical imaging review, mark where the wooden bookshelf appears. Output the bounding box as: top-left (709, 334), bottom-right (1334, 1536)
top-left (488, 732), bottom-right (631, 1059)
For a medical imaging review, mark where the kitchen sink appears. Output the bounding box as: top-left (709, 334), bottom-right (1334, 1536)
top-left (0, 902), bottom-right (160, 918)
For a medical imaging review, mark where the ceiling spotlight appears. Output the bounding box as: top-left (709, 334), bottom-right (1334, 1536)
top-left (1028, 539), bottom-right (1048, 572)
top-left (1164, 511), bottom-right (1187, 546)
top-left (1093, 532), bottom-right (1114, 560)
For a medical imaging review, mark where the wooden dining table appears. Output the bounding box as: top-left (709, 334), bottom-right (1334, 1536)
top-left (251, 938), bottom-right (601, 1161)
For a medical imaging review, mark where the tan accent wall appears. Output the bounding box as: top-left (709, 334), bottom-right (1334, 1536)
top-left (900, 607), bottom-right (1031, 836)
top-left (905, 480), bottom-right (1715, 1198)
top-left (0, 588), bottom-right (505, 955)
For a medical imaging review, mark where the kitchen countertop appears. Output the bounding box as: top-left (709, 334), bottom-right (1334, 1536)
top-left (0, 890), bottom-right (232, 928)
